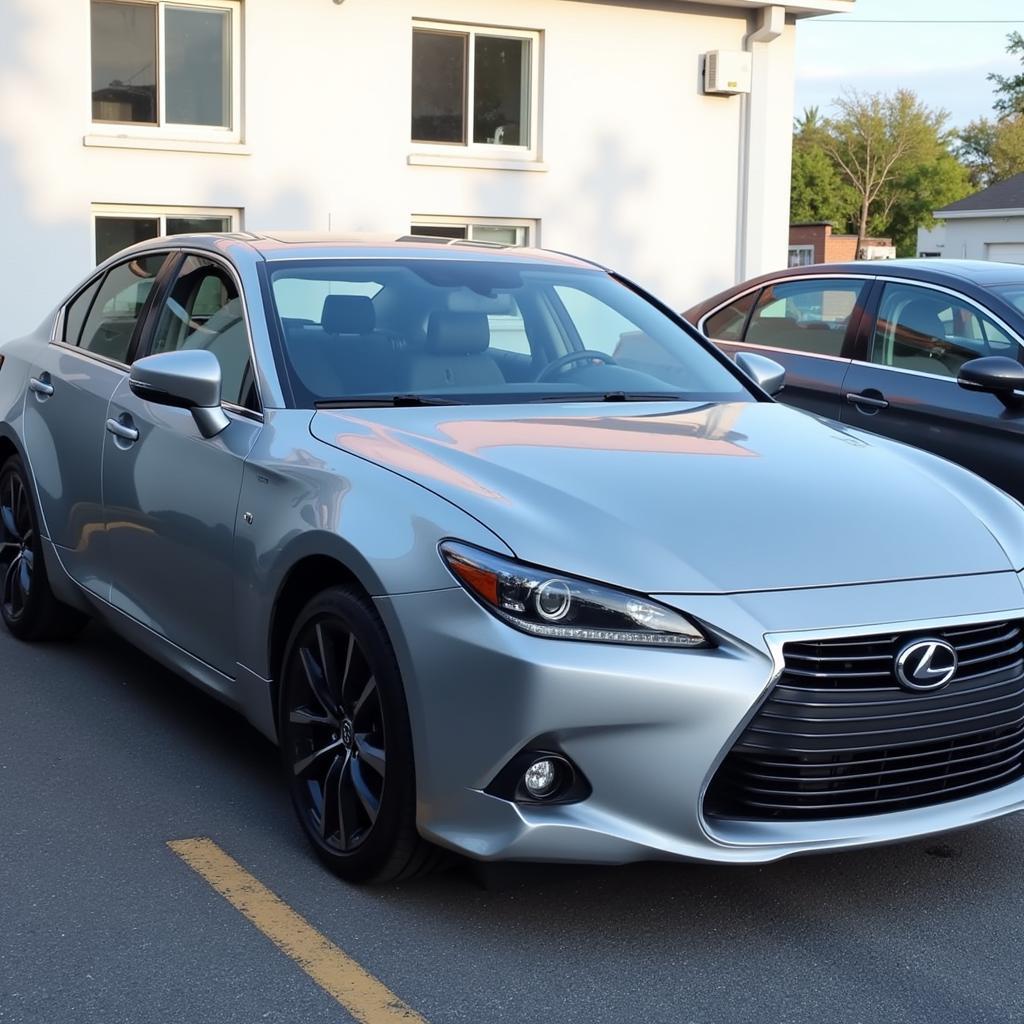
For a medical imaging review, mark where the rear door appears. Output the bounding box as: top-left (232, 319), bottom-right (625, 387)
top-left (704, 276), bottom-right (872, 421)
top-left (840, 280), bottom-right (1024, 500)
top-left (22, 253), bottom-right (170, 595)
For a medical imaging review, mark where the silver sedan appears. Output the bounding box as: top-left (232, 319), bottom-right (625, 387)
top-left (3, 233), bottom-right (1024, 883)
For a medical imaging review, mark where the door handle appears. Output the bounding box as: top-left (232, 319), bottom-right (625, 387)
top-left (28, 376), bottom-right (54, 397)
top-left (845, 391), bottom-right (889, 410)
top-left (105, 417), bottom-right (139, 443)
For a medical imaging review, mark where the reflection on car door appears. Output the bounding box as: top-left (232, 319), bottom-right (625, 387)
top-left (22, 253), bottom-right (169, 595)
top-left (102, 254), bottom-right (262, 677)
top-left (705, 276), bottom-right (871, 420)
top-left (840, 280), bottom-right (1024, 500)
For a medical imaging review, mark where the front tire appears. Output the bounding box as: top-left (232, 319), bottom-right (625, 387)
top-left (278, 586), bottom-right (438, 883)
top-left (0, 455), bottom-right (88, 641)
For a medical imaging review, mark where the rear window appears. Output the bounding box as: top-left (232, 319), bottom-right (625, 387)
top-left (992, 284), bottom-right (1024, 317)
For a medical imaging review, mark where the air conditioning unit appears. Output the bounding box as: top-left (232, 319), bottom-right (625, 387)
top-left (703, 51), bottom-right (752, 95)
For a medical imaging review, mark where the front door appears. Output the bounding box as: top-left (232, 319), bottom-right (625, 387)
top-left (102, 254), bottom-right (261, 676)
top-left (22, 253), bottom-right (169, 595)
top-left (841, 280), bottom-right (1024, 500)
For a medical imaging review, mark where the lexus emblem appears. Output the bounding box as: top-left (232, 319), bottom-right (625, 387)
top-left (895, 639), bottom-right (958, 691)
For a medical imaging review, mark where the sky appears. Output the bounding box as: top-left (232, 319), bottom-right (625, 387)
top-left (794, 0), bottom-right (1024, 128)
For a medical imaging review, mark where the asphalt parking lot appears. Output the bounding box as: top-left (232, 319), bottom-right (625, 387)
top-left (3, 622), bottom-right (1024, 1024)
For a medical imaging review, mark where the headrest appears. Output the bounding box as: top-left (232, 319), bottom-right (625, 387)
top-left (896, 300), bottom-right (945, 341)
top-left (426, 311), bottom-right (490, 355)
top-left (322, 295), bottom-right (375, 335)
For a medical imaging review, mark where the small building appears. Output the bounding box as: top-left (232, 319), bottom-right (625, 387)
top-left (0, 0), bottom-right (854, 337)
top-left (919, 173), bottom-right (1024, 264)
top-left (788, 222), bottom-right (895, 266)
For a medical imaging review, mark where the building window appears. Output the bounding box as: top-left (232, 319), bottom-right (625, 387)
top-left (411, 22), bottom-right (540, 157)
top-left (90, 0), bottom-right (241, 138)
top-left (93, 205), bottom-right (240, 264)
top-left (787, 245), bottom-right (815, 268)
top-left (410, 217), bottom-right (537, 247)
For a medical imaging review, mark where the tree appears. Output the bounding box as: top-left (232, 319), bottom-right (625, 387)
top-left (990, 31), bottom-right (1024, 118)
top-left (957, 115), bottom-right (1024, 189)
top-left (790, 107), bottom-right (857, 226)
top-left (883, 153), bottom-right (970, 256)
top-left (822, 90), bottom-right (959, 253)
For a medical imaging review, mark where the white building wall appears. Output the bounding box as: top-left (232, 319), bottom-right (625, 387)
top-left (0, 0), bottom-right (799, 337)
top-left (928, 217), bottom-right (1024, 261)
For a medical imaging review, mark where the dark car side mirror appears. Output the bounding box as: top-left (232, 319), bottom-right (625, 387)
top-left (129, 350), bottom-right (230, 438)
top-left (957, 356), bottom-right (1024, 406)
top-left (735, 351), bottom-right (786, 396)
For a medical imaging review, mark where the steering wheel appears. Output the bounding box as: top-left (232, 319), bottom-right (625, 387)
top-left (535, 349), bottom-right (618, 383)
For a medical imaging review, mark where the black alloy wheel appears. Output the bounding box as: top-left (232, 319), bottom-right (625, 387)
top-left (0, 455), bottom-right (87, 641)
top-left (0, 463), bottom-right (34, 624)
top-left (278, 586), bottom-right (440, 883)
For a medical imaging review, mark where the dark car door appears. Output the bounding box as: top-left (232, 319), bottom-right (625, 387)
top-left (840, 279), bottom-right (1024, 501)
top-left (703, 276), bottom-right (871, 421)
top-left (101, 253), bottom-right (262, 676)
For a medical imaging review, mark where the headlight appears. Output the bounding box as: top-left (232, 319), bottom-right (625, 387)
top-left (440, 542), bottom-right (709, 648)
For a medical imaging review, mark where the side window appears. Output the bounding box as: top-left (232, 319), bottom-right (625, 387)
top-left (63, 277), bottom-right (103, 346)
top-left (150, 255), bottom-right (255, 409)
top-left (744, 278), bottom-right (866, 357)
top-left (78, 254), bottom-right (168, 363)
top-left (870, 283), bottom-right (1020, 379)
top-left (704, 291), bottom-right (757, 341)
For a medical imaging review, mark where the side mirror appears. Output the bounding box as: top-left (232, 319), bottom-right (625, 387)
top-left (958, 356), bottom-right (1024, 406)
top-left (735, 351), bottom-right (785, 396)
top-left (129, 349), bottom-right (230, 438)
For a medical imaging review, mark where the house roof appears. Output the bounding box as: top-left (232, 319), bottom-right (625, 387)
top-left (936, 172), bottom-right (1024, 216)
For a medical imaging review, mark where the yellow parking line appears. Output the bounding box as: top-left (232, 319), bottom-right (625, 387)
top-left (168, 837), bottom-right (427, 1024)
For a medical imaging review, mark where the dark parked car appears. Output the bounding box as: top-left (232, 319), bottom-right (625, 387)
top-left (685, 260), bottom-right (1024, 501)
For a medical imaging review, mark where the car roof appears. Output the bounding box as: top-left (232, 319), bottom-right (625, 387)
top-left (110, 231), bottom-right (604, 271)
top-left (684, 259), bottom-right (1024, 320)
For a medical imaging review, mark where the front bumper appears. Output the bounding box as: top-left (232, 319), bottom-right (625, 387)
top-left (376, 569), bottom-right (1024, 864)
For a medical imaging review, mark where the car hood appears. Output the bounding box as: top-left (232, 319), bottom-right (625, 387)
top-left (310, 401), bottom-right (1024, 594)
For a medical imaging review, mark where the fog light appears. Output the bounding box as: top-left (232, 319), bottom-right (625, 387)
top-left (523, 758), bottom-right (560, 798)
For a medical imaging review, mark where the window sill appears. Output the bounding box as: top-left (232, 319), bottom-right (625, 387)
top-left (407, 153), bottom-right (548, 172)
top-left (83, 133), bottom-right (251, 156)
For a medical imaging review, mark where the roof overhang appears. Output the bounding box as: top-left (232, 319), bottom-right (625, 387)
top-left (934, 208), bottom-right (1024, 220)
top-left (640, 0), bottom-right (855, 17)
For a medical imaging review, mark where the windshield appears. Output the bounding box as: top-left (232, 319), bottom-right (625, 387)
top-left (267, 259), bottom-right (751, 406)
top-left (992, 283), bottom-right (1024, 317)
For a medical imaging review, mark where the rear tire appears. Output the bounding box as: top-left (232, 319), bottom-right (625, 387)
top-left (277, 585), bottom-right (440, 884)
top-left (0, 455), bottom-right (88, 642)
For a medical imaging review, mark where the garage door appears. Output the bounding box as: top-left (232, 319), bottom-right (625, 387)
top-left (986, 243), bottom-right (1024, 264)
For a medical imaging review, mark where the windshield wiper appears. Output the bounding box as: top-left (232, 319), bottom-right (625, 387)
top-left (531, 392), bottom-right (690, 403)
top-left (315, 394), bottom-right (461, 409)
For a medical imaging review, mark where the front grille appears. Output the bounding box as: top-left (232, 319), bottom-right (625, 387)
top-left (705, 620), bottom-right (1024, 821)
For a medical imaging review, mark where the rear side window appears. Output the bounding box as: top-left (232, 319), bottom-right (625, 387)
top-left (744, 278), bottom-right (866, 357)
top-left (704, 291), bottom-right (757, 341)
top-left (63, 277), bottom-right (103, 346)
top-left (77, 254), bottom-right (168, 364)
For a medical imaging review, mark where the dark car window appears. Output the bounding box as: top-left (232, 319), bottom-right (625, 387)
top-left (745, 278), bottom-right (866, 357)
top-left (149, 255), bottom-right (256, 409)
top-left (77, 254), bottom-right (167, 364)
top-left (63, 277), bottom-right (103, 346)
top-left (869, 283), bottom-right (1020, 379)
top-left (268, 259), bottom-right (753, 406)
top-left (705, 291), bottom-right (758, 341)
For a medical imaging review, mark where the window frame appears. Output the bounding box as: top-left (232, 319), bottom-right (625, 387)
top-left (54, 251), bottom-right (176, 370)
top-left (788, 245), bottom-right (815, 268)
top-left (136, 249), bottom-right (263, 416)
top-left (411, 20), bottom-right (542, 162)
top-left (698, 274), bottom-right (875, 363)
top-left (90, 0), bottom-right (243, 143)
top-left (410, 216), bottom-right (538, 247)
top-left (859, 278), bottom-right (1024, 383)
top-left (92, 204), bottom-right (241, 265)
